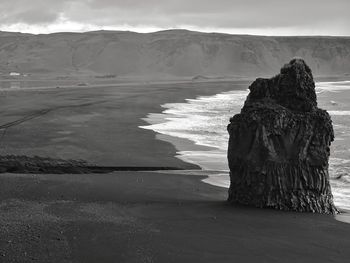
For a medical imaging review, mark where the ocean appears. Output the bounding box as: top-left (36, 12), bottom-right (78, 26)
top-left (141, 80), bottom-right (350, 211)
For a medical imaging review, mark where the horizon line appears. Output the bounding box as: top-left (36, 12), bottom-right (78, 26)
top-left (1, 28), bottom-right (350, 38)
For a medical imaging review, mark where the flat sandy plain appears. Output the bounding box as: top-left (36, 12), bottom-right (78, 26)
top-left (0, 80), bottom-right (350, 262)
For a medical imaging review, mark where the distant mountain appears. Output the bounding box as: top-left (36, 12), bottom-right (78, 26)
top-left (0, 30), bottom-right (349, 78)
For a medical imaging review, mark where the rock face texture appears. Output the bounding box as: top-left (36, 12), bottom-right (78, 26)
top-left (227, 58), bottom-right (337, 214)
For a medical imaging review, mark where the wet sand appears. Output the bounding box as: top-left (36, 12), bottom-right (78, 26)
top-left (1, 81), bottom-right (350, 262)
top-left (0, 80), bottom-right (243, 167)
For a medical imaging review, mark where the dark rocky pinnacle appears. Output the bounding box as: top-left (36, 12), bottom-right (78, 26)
top-left (227, 58), bottom-right (338, 214)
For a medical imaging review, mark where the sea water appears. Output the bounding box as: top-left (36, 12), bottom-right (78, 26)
top-left (141, 81), bottom-right (350, 210)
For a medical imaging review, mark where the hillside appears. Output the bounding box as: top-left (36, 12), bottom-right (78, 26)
top-left (0, 29), bottom-right (349, 78)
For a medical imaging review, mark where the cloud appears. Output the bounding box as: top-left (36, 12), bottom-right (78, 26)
top-left (0, 0), bottom-right (70, 24)
top-left (0, 0), bottom-right (349, 35)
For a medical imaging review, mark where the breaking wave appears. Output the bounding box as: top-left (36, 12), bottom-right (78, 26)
top-left (141, 81), bottom-right (350, 210)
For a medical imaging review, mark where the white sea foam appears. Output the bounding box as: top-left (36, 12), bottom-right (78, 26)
top-left (141, 90), bottom-right (248, 152)
top-left (329, 111), bottom-right (350, 116)
top-left (140, 81), bottom-right (350, 210)
top-left (316, 81), bottom-right (350, 93)
top-left (202, 173), bottom-right (230, 188)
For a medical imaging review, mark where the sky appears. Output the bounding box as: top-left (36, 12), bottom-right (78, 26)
top-left (0, 0), bottom-right (349, 36)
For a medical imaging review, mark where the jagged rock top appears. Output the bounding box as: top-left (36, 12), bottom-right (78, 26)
top-left (246, 58), bottom-right (317, 112)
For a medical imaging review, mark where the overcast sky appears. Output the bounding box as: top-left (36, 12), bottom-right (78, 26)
top-left (0, 0), bottom-right (349, 35)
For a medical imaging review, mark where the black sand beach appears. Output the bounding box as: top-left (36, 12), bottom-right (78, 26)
top-left (1, 81), bottom-right (350, 262)
top-left (0, 80), bottom-right (245, 167)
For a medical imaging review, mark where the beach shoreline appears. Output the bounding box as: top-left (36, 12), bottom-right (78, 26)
top-left (1, 80), bottom-right (350, 262)
top-left (140, 79), bottom-right (350, 212)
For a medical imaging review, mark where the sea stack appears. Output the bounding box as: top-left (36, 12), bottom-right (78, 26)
top-left (227, 58), bottom-right (337, 214)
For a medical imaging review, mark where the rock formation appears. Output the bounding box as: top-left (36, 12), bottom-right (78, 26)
top-left (227, 58), bottom-right (338, 214)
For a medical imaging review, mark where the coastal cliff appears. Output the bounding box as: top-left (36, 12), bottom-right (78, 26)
top-left (227, 58), bottom-right (337, 214)
top-left (0, 30), bottom-right (349, 77)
